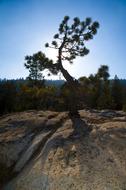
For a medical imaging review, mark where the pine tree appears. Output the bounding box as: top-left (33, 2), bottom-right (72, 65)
top-left (24, 51), bottom-right (55, 86)
top-left (45, 16), bottom-right (99, 116)
top-left (111, 75), bottom-right (123, 110)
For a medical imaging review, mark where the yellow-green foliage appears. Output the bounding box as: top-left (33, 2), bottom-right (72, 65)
top-left (123, 104), bottom-right (126, 112)
top-left (0, 163), bottom-right (12, 186)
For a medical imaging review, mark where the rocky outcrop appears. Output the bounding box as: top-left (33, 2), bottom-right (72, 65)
top-left (0, 110), bottom-right (126, 190)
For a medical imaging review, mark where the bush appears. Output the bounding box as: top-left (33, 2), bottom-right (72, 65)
top-left (123, 104), bottom-right (126, 112)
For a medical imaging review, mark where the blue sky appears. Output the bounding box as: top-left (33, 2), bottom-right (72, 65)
top-left (0, 0), bottom-right (126, 79)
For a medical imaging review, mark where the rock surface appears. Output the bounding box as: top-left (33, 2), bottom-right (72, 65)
top-left (0, 110), bottom-right (126, 190)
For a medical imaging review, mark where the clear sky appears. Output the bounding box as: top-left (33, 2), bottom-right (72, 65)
top-left (0, 0), bottom-right (126, 79)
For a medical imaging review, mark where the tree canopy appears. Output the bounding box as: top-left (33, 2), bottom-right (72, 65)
top-left (24, 51), bottom-right (59, 85)
top-left (45, 16), bottom-right (100, 84)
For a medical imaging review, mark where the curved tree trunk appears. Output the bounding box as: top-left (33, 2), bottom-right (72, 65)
top-left (58, 56), bottom-right (80, 117)
top-left (58, 62), bottom-right (74, 84)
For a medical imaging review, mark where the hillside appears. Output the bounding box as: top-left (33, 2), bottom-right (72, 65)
top-left (0, 110), bottom-right (126, 190)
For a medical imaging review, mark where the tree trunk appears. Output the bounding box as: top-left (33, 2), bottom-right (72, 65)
top-left (58, 61), bottom-right (74, 85)
top-left (58, 59), bottom-right (80, 117)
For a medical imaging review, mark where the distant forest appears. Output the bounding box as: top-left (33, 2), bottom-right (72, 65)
top-left (0, 72), bottom-right (126, 115)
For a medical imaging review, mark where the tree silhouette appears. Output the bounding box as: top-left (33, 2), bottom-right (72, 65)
top-left (24, 51), bottom-right (57, 86)
top-left (45, 16), bottom-right (99, 84)
top-left (111, 75), bottom-right (123, 110)
top-left (45, 16), bottom-right (99, 116)
top-left (96, 65), bottom-right (110, 81)
top-left (94, 65), bottom-right (112, 109)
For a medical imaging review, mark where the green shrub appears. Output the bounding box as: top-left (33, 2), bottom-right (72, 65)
top-left (123, 104), bottom-right (126, 112)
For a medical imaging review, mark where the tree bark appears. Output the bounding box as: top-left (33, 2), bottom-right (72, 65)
top-left (58, 54), bottom-right (80, 117)
top-left (58, 61), bottom-right (74, 84)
